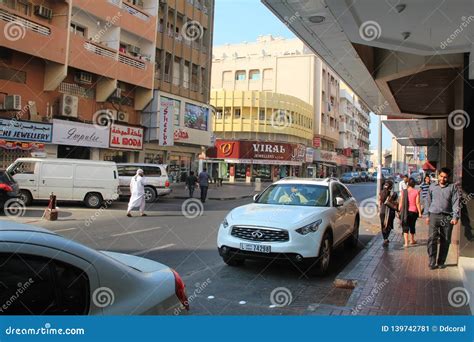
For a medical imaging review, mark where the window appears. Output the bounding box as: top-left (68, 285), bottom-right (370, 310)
top-left (222, 71), bottom-right (232, 83)
top-left (191, 64), bottom-right (199, 91)
top-left (249, 70), bottom-right (260, 80)
top-left (183, 61), bottom-right (190, 88)
top-left (155, 49), bottom-right (162, 79)
top-left (70, 23), bottom-right (86, 37)
top-left (158, 18), bottom-right (164, 32)
top-left (235, 70), bottom-right (246, 81)
top-left (10, 161), bottom-right (35, 175)
top-left (17, 0), bottom-right (31, 15)
top-left (164, 53), bottom-right (172, 82)
top-left (259, 109), bottom-right (265, 120)
top-left (0, 253), bottom-right (90, 315)
top-left (143, 166), bottom-right (162, 177)
top-left (234, 108), bottom-right (241, 118)
top-left (173, 56), bottom-right (181, 86)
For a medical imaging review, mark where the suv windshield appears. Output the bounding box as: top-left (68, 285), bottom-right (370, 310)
top-left (256, 184), bottom-right (329, 207)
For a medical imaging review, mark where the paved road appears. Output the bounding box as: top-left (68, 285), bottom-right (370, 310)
top-left (1, 182), bottom-right (378, 315)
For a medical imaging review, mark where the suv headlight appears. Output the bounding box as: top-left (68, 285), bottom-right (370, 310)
top-left (222, 218), bottom-right (229, 229)
top-left (296, 219), bottom-right (322, 235)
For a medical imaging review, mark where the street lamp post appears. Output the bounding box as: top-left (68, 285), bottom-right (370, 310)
top-left (376, 115), bottom-right (383, 205)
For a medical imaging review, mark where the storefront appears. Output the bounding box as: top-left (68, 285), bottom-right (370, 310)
top-left (103, 123), bottom-right (144, 163)
top-left (210, 140), bottom-right (306, 183)
top-left (0, 119), bottom-right (52, 169)
top-left (335, 154), bottom-right (354, 177)
top-left (313, 149), bottom-right (337, 177)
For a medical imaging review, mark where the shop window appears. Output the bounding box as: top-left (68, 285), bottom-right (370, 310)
top-left (0, 150), bottom-right (29, 170)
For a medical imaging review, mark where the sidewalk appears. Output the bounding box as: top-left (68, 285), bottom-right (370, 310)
top-left (334, 219), bottom-right (472, 315)
top-left (168, 182), bottom-right (260, 200)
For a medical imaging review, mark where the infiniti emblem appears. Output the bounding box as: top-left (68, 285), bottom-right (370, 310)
top-left (251, 230), bottom-right (264, 238)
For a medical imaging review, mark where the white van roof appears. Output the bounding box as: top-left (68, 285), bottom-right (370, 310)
top-left (14, 158), bottom-right (116, 166)
top-left (116, 163), bottom-right (168, 168)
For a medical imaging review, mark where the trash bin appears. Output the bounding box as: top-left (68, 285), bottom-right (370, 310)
top-left (255, 178), bottom-right (261, 192)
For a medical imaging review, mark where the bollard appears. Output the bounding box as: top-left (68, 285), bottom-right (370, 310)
top-left (255, 178), bottom-right (261, 192)
top-left (44, 192), bottom-right (58, 221)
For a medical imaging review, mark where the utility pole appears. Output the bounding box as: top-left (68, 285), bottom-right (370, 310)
top-left (376, 115), bottom-right (382, 205)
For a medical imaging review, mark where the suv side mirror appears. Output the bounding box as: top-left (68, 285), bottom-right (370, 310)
top-left (335, 197), bottom-right (344, 207)
top-left (253, 194), bottom-right (260, 202)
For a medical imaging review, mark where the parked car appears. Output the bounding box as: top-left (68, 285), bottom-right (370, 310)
top-left (340, 172), bottom-right (357, 183)
top-left (0, 170), bottom-right (19, 211)
top-left (116, 164), bottom-right (171, 203)
top-left (7, 158), bottom-right (119, 208)
top-left (0, 222), bottom-right (189, 315)
top-left (217, 178), bottom-right (360, 275)
top-left (360, 171), bottom-right (369, 182)
top-left (352, 172), bottom-right (362, 182)
top-left (367, 172), bottom-right (376, 182)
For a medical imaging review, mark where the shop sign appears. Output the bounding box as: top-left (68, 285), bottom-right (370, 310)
top-left (159, 96), bottom-right (175, 146)
top-left (110, 124), bottom-right (143, 150)
top-left (216, 140), bottom-right (305, 163)
top-left (305, 148), bottom-right (314, 163)
top-left (184, 103), bottom-right (208, 131)
top-left (174, 128), bottom-right (189, 141)
top-left (314, 149), bottom-right (337, 163)
top-left (0, 140), bottom-right (45, 151)
top-left (0, 119), bottom-right (52, 143)
top-left (52, 119), bottom-right (109, 148)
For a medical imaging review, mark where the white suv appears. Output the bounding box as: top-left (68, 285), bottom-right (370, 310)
top-left (117, 164), bottom-right (171, 203)
top-left (217, 178), bottom-right (360, 274)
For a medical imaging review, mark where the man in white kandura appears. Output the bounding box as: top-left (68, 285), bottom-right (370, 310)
top-left (127, 169), bottom-right (147, 217)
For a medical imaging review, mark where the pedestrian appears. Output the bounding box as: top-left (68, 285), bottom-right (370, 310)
top-left (426, 168), bottom-right (460, 270)
top-left (398, 177), bottom-right (421, 247)
top-left (212, 167), bottom-right (219, 186)
top-left (185, 171), bottom-right (198, 198)
top-left (398, 174), bottom-right (409, 193)
top-left (198, 168), bottom-right (210, 203)
top-left (379, 180), bottom-right (398, 247)
top-left (127, 169), bottom-right (147, 217)
top-left (419, 174), bottom-right (431, 215)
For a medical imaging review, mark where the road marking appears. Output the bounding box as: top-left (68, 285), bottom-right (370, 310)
top-left (111, 227), bottom-right (162, 237)
top-left (132, 243), bottom-right (175, 255)
top-left (53, 227), bottom-right (77, 233)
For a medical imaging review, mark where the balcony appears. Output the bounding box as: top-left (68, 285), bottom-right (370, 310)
top-left (0, 5), bottom-right (68, 64)
top-left (118, 52), bottom-right (153, 89)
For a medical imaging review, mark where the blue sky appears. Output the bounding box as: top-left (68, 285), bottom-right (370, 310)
top-left (213, 0), bottom-right (393, 149)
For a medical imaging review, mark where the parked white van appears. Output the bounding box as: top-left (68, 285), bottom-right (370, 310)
top-left (7, 158), bottom-right (120, 208)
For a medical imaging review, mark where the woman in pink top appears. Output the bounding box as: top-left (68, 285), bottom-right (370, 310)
top-left (398, 178), bottom-right (422, 247)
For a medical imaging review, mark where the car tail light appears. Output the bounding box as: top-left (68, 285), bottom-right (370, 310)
top-left (0, 183), bottom-right (13, 192)
top-left (165, 180), bottom-right (170, 188)
top-left (171, 269), bottom-right (189, 311)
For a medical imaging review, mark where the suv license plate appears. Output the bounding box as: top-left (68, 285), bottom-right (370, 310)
top-left (240, 243), bottom-right (271, 253)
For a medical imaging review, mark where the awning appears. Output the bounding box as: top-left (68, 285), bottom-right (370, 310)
top-left (422, 161), bottom-right (436, 171)
top-left (382, 119), bottom-right (445, 146)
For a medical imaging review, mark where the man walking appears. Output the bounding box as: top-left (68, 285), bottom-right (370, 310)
top-left (185, 171), bottom-right (198, 198)
top-left (212, 167), bottom-right (220, 187)
top-left (198, 168), bottom-right (210, 203)
top-left (127, 169), bottom-right (147, 217)
top-left (399, 174), bottom-right (409, 193)
top-left (426, 168), bottom-right (460, 269)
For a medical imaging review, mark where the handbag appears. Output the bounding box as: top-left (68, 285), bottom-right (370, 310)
top-left (384, 191), bottom-right (398, 211)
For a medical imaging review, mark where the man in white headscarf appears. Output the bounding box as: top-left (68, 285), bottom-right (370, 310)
top-left (127, 169), bottom-right (147, 217)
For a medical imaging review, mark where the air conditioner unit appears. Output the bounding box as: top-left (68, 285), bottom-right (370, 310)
top-left (34, 5), bottom-right (53, 20)
top-left (74, 72), bottom-right (93, 85)
top-left (59, 94), bottom-right (79, 118)
top-left (4, 95), bottom-right (22, 111)
top-left (127, 45), bottom-right (141, 54)
top-left (117, 111), bottom-right (129, 123)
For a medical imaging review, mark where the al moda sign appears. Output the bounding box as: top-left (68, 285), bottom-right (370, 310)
top-left (216, 140), bottom-right (305, 162)
top-left (110, 124), bottom-right (144, 150)
top-left (52, 119), bottom-right (109, 148)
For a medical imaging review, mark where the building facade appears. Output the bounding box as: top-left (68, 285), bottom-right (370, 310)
top-left (0, 0), bottom-right (214, 173)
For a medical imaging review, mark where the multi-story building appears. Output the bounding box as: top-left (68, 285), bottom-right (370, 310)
top-left (0, 0), bottom-right (214, 175)
top-left (211, 35), bottom-right (341, 178)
